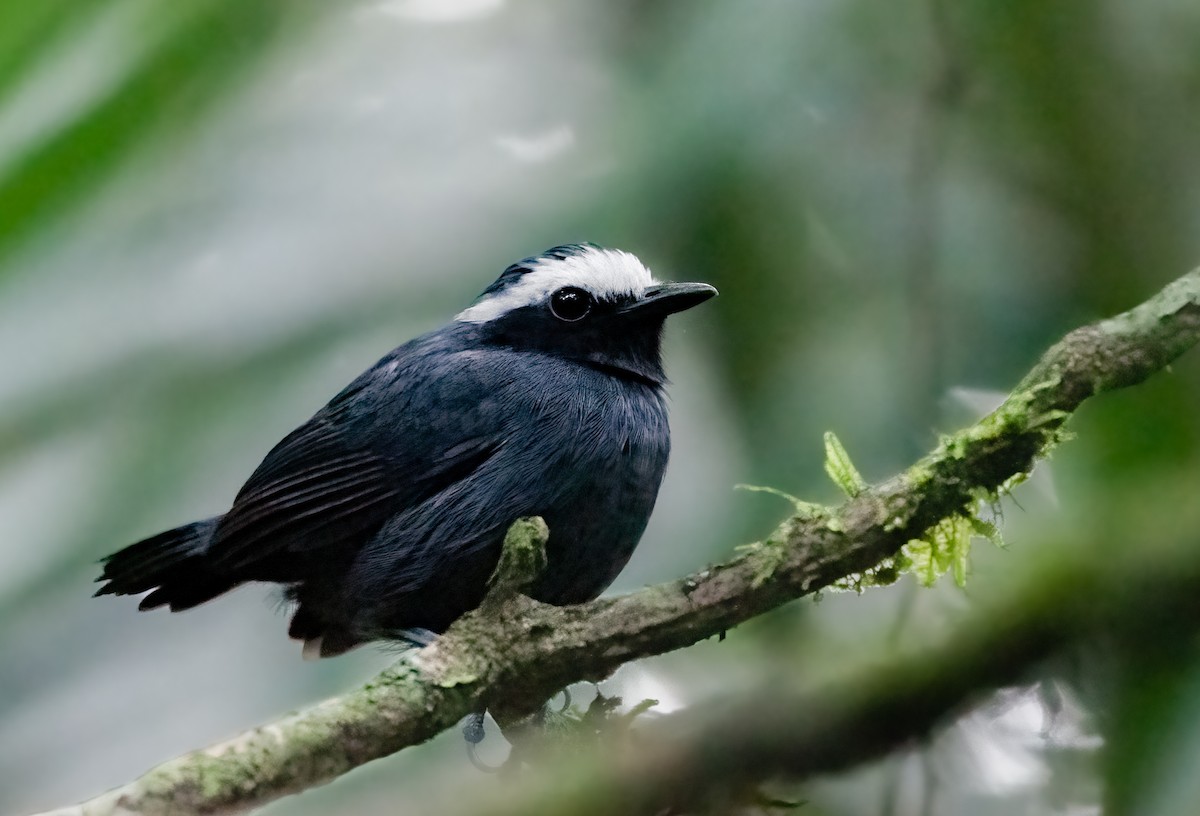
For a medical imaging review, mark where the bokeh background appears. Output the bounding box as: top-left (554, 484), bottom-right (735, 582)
top-left (3, 1), bottom-right (1200, 814)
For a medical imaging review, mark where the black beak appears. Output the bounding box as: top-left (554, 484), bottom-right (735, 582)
top-left (618, 282), bottom-right (718, 319)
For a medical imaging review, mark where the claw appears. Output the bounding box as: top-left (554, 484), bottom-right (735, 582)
top-left (461, 711), bottom-right (504, 773)
top-left (466, 741), bottom-right (504, 773)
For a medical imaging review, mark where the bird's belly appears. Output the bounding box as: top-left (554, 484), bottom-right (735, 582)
top-left (345, 379), bottom-right (669, 637)
top-left (529, 444), bottom-right (666, 605)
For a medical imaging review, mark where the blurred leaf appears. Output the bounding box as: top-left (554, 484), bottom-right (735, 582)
top-left (0, 0), bottom-right (306, 273)
top-left (1106, 637), bottom-right (1200, 816)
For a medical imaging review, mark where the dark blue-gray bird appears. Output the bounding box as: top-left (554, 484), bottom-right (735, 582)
top-left (95, 244), bottom-right (716, 658)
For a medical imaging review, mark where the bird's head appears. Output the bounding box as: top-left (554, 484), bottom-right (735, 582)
top-left (456, 244), bottom-right (716, 386)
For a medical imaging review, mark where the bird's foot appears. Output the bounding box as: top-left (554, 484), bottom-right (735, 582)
top-left (461, 710), bottom-right (504, 773)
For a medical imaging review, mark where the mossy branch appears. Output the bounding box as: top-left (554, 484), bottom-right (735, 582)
top-left (31, 269), bottom-right (1200, 816)
top-left (444, 512), bottom-right (1200, 816)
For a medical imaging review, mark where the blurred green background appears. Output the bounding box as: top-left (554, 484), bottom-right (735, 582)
top-left (2, 1), bottom-right (1199, 814)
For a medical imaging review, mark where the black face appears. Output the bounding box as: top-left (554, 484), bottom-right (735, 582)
top-left (475, 291), bottom-right (659, 385)
top-left (475, 281), bottom-right (715, 387)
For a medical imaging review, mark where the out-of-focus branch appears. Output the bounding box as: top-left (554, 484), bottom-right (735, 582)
top-left (32, 269), bottom-right (1200, 816)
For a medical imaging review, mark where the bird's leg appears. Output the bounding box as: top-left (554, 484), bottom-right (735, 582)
top-left (466, 686), bottom-right (576, 773)
top-left (462, 710), bottom-right (486, 744)
top-left (462, 710), bottom-right (506, 773)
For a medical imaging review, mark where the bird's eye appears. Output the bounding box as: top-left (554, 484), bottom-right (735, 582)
top-left (549, 287), bottom-right (594, 322)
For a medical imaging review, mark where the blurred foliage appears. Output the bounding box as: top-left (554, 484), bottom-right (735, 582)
top-left (0, 0), bottom-right (309, 268)
top-left (1, 1), bottom-right (1199, 815)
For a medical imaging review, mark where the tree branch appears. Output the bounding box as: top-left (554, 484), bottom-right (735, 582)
top-left (34, 269), bottom-right (1200, 816)
top-left (443, 512), bottom-right (1200, 816)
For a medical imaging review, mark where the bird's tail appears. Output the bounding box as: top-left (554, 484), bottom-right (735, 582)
top-left (94, 517), bottom-right (229, 611)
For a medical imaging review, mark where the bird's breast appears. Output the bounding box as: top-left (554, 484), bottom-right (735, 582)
top-left (519, 375), bottom-right (670, 605)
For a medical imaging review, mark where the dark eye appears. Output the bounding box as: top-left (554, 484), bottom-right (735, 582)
top-left (549, 286), bottom-right (594, 322)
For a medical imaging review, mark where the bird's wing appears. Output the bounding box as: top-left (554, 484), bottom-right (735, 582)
top-left (206, 348), bottom-right (502, 573)
top-left (208, 418), bottom-right (399, 571)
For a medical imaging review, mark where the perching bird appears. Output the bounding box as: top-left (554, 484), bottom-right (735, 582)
top-left (95, 244), bottom-right (716, 658)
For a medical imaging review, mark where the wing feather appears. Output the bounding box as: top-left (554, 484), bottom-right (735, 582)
top-left (203, 345), bottom-right (507, 577)
top-left (208, 417), bottom-right (502, 574)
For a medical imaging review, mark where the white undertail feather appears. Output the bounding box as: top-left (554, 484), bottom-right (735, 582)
top-left (302, 637), bottom-right (323, 661)
top-left (456, 246), bottom-right (657, 323)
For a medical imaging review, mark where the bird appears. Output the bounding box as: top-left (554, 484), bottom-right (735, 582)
top-left (95, 244), bottom-right (716, 658)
